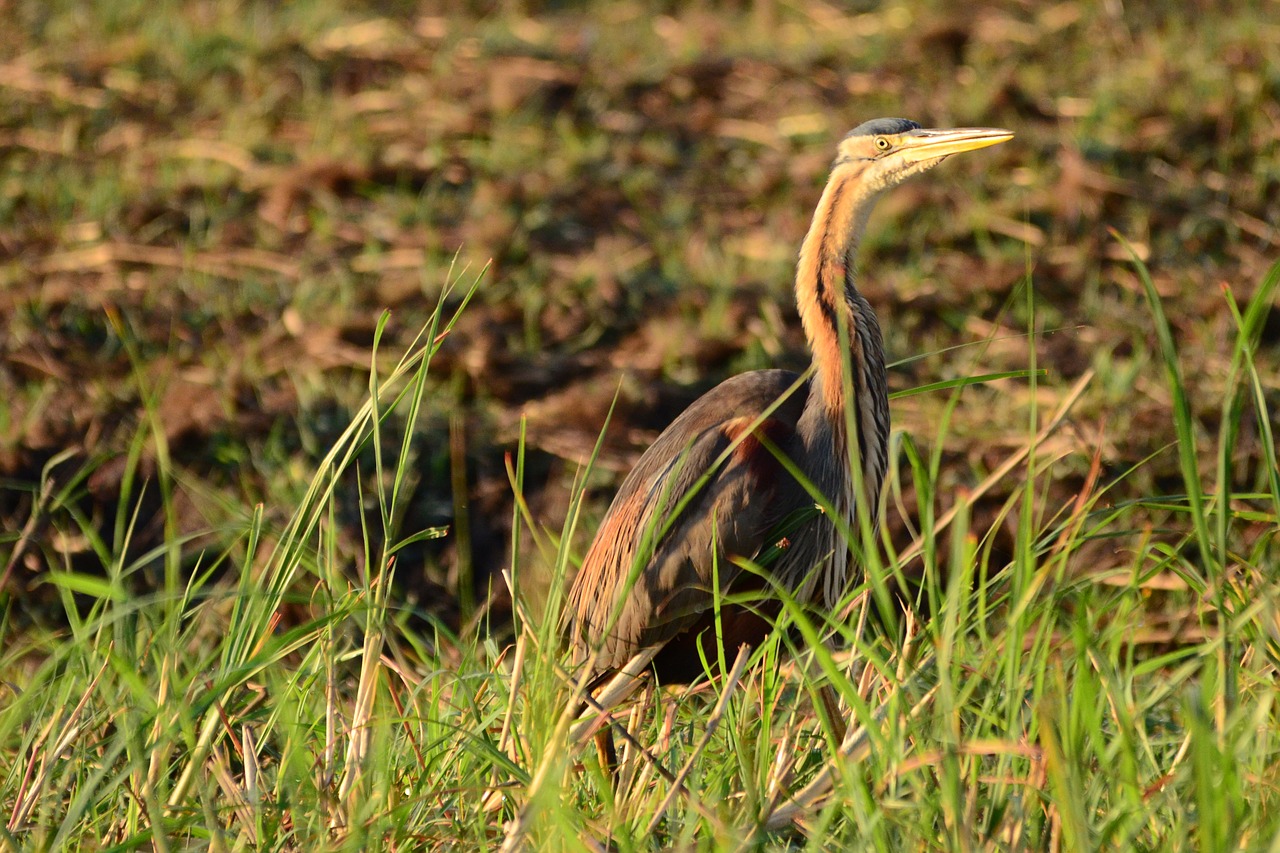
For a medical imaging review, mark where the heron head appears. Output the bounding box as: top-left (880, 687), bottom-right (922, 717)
top-left (833, 118), bottom-right (1013, 191)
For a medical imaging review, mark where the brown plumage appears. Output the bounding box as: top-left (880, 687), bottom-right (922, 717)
top-left (565, 119), bottom-right (1013, 683)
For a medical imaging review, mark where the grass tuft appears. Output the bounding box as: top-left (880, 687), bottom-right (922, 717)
top-left (4, 255), bottom-right (1279, 847)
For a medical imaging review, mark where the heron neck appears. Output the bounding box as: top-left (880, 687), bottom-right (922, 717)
top-left (794, 168), bottom-right (879, 418)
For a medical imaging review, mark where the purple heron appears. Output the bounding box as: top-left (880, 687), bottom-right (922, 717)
top-left (565, 119), bottom-right (1012, 684)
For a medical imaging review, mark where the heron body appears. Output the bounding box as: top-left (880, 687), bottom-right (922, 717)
top-left (566, 119), bottom-right (1012, 683)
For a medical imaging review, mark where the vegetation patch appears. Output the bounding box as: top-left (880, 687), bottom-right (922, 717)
top-left (2, 1), bottom-right (1278, 848)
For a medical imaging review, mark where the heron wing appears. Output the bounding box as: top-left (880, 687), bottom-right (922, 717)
top-left (566, 369), bottom-right (809, 673)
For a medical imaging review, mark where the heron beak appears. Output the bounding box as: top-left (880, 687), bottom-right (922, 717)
top-left (897, 127), bottom-right (1014, 163)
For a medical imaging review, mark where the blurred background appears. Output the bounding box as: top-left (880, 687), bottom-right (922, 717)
top-left (3, 0), bottom-right (1277, 633)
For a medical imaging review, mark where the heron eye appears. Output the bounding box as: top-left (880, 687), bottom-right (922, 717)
top-left (874, 137), bottom-right (892, 151)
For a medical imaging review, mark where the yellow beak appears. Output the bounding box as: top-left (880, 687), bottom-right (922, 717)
top-left (897, 127), bottom-right (1014, 163)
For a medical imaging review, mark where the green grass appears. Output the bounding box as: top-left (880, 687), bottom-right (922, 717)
top-left (2, 255), bottom-right (1278, 848)
top-left (3, 0), bottom-right (1280, 849)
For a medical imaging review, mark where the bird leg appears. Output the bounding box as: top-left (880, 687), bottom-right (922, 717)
top-left (593, 728), bottom-right (619, 777)
top-left (811, 633), bottom-right (851, 745)
top-left (817, 682), bottom-right (848, 745)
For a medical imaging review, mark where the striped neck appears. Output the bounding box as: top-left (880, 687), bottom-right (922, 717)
top-left (792, 162), bottom-right (892, 535)
top-left (794, 165), bottom-right (880, 419)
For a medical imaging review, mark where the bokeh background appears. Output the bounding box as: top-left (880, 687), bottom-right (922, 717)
top-left (3, 0), bottom-right (1278, 630)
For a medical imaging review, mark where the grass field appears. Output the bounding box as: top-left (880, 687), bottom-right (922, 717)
top-left (2, 0), bottom-right (1280, 849)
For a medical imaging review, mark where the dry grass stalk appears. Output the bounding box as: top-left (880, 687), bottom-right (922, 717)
top-left (645, 644), bottom-right (752, 833)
